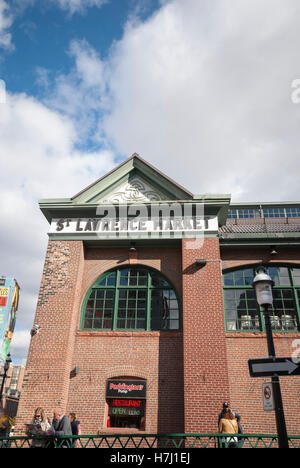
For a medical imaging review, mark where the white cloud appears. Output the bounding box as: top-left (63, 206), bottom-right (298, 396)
top-left (3, 0), bottom-right (300, 362)
top-left (9, 330), bottom-right (31, 361)
top-left (99, 0), bottom-right (300, 202)
top-left (0, 92), bottom-right (115, 362)
top-left (42, 39), bottom-right (109, 145)
top-left (0, 0), bottom-right (13, 49)
top-left (42, 0), bottom-right (300, 202)
top-left (52, 0), bottom-right (108, 15)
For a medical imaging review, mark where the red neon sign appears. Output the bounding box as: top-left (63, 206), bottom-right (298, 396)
top-left (0, 297), bottom-right (7, 307)
top-left (111, 399), bottom-right (143, 408)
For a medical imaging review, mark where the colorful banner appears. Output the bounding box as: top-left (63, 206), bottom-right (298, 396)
top-left (0, 278), bottom-right (20, 361)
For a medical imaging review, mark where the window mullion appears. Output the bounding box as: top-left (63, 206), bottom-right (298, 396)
top-left (112, 270), bottom-right (120, 330)
top-left (146, 272), bottom-right (151, 331)
top-left (292, 287), bottom-right (300, 331)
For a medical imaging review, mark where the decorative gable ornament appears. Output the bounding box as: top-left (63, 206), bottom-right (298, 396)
top-left (101, 178), bottom-right (167, 204)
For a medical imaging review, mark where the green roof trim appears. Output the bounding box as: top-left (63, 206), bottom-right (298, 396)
top-left (229, 201), bottom-right (300, 208)
top-left (71, 153), bottom-right (193, 203)
top-left (219, 232), bottom-right (300, 240)
top-left (39, 153), bottom-right (232, 227)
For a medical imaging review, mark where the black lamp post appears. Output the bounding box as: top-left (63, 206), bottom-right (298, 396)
top-left (252, 267), bottom-right (289, 449)
top-left (0, 353), bottom-right (12, 402)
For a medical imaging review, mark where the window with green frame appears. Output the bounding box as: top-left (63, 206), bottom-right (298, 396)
top-left (81, 267), bottom-right (181, 331)
top-left (223, 265), bottom-right (300, 332)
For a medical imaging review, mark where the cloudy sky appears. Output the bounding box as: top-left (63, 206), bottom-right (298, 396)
top-left (1, 0), bottom-right (300, 362)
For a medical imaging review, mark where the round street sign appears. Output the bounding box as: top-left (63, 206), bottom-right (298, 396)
top-left (262, 382), bottom-right (275, 411)
top-left (264, 385), bottom-right (272, 400)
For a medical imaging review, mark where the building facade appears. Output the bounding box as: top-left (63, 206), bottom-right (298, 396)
top-left (1, 363), bottom-right (25, 418)
top-left (15, 154), bottom-right (300, 435)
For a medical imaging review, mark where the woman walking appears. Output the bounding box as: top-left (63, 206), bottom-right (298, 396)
top-left (218, 408), bottom-right (239, 448)
top-left (26, 407), bottom-right (51, 448)
top-left (69, 413), bottom-right (81, 448)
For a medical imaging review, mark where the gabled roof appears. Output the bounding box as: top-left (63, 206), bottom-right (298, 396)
top-left (39, 153), bottom-right (231, 225)
top-left (71, 153), bottom-right (194, 203)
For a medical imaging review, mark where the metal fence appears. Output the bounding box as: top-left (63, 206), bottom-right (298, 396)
top-left (0, 433), bottom-right (300, 448)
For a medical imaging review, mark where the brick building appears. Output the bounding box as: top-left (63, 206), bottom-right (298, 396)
top-left (0, 363), bottom-right (25, 418)
top-left (15, 154), bottom-right (300, 435)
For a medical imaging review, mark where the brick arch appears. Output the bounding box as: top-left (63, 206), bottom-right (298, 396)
top-left (102, 367), bottom-right (149, 382)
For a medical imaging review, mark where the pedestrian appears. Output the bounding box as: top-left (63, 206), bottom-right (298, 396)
top-left (0, 407), bottom-right (11, 448)
top-left (218, 402), bottom-right (240, 424)
top-left (25, 407), bottom-right (51, 448)
top-left (46, 407), bottom-right (73, 448)
top-left (69, 412), bottom-right (81, 448)
top-left (218, 408), bottom-right (239, 448)
top-left (236, 414), bottom-right (244, 448)
top-left (0, 407), bottom-right (10, 436)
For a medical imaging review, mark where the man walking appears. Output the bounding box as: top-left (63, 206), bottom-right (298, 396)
top-left (47, 408), bottom-right (73, 448)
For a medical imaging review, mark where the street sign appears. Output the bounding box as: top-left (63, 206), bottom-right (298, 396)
top-left (248, 358), bottom-right (300, 378)
top-left (262, 382), bottom-right (275, 412)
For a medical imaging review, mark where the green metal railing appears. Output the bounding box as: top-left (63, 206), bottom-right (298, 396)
top-left (0, 433), bottom-right (300, 448)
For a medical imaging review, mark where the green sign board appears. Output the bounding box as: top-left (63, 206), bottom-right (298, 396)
top-left (0, 278), bottom-right (20, 361)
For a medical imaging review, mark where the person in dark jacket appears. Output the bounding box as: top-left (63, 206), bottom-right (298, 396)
top-left (47, 408), bottom-right (72, 448)
top-left (217, 403), bottom-right (241, 448)
top-left (236, 415), bottom-right (244, 448)
top-left (69, 412), bottom-right (81, 448)
top-left (218, 402), bottom-right (240, 425)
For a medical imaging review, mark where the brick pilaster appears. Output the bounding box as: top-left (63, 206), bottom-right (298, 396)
top-left (15, 240), bottom-right (84, 433)
top-left (182, 238), bottom-right (230, 433)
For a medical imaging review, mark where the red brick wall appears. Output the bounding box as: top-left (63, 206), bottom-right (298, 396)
top-left (69, 246), bottom-right (184, 434)
top-left (225, 334), bottom-right (300, 435)
top-left (15, 240), bottom-right (85, 433)
top-left (68, 331), bottom-right (184, 434)
top-left (222, 246), bottom-right (300, 435)
top-left (16, 238), bottom-right (300, 437)
top-left (15, 243), bottom-right (184, 435)
top-left (182, 238), bottom-right (231, 433)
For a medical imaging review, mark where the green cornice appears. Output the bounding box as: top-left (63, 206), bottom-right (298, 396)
top-left (48, 231), bottom-right (220, 241)
top-left (39, 197), bottom-right (231, 226)
top-left (229, 201), bottom-right (300, 208)
top-left (219, 232), bottom-right (300, 241)
top-left (220, 230), bottom-right (300, 249)
top-left (193, 194), bottom-right (231, 226)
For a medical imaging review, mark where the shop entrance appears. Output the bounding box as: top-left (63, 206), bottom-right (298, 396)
top-left (106, 379), bottom-right (147, 430)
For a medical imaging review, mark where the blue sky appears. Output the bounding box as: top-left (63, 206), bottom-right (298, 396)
top-left (1, 0), bottom-right (300, 363)
top-left (2, 1), bottom-right (161, 97)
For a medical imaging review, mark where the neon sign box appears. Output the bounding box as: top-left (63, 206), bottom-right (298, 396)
top-left (106, 380), bottom-right (147, 399)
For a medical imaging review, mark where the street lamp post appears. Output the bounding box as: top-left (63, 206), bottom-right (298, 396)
top-left (0, 353), bottom-right (12, 402)
top-left (252, 267), bottom-right (289, 449)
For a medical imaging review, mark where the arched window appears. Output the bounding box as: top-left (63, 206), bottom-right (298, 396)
top-left (223, 265), bottom-right (300, 332)
top-left (80, 267), bottom-right (181, 331)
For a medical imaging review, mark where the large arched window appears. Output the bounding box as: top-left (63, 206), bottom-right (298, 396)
top-left (223, 265), bottom-right (300, 332)
top-left (80, 267), bottom-right (181, 331)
